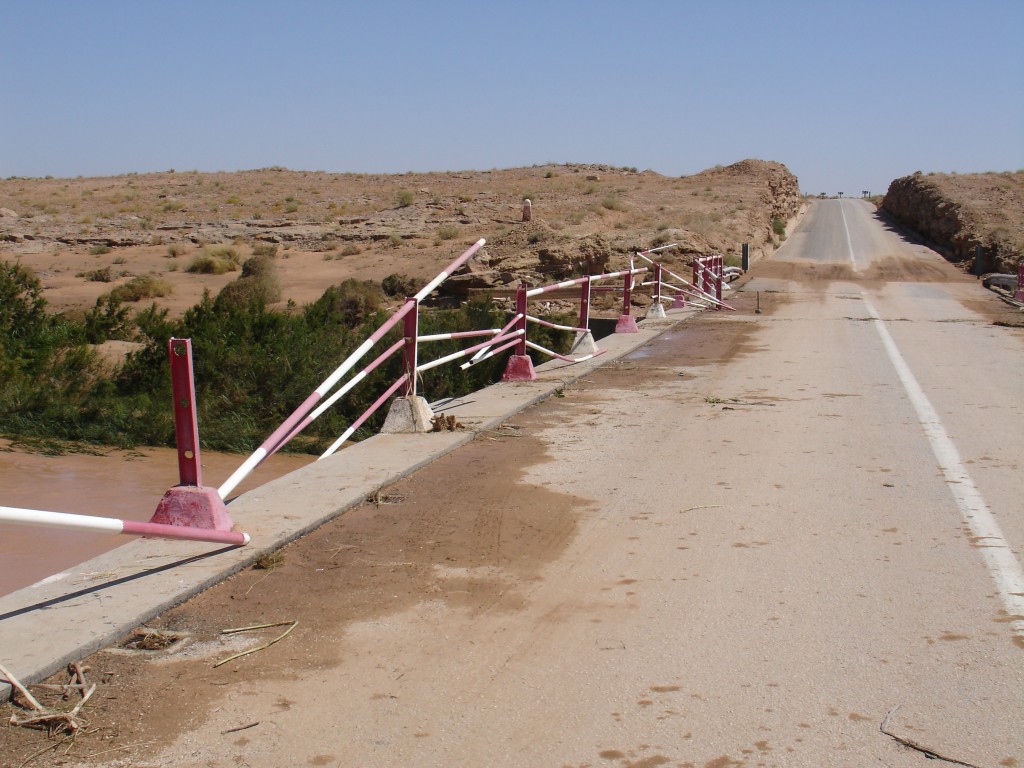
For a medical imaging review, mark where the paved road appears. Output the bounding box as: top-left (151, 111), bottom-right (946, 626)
top-left (75, 201), bottom-right (1024, 767)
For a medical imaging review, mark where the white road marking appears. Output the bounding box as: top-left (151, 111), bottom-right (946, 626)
top-left (865, 297), bottom-right (1024, 638)
top-left (838, 201), bottom-right (858, 271)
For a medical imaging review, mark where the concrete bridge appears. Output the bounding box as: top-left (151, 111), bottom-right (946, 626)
top-left (1, 200), bottom-right (1022, 766)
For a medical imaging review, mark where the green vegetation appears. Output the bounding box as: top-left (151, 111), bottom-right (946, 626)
top-left (395, 189), bottom-right (414, 208)
top-left (772, 217), bottom-right (787, 238)
top-left (0, 259), bottom-right (571, 454)
top-left (88, 243), bottom-right (112, 255)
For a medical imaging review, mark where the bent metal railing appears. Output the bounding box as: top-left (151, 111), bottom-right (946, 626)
top-left (1, 239), bottom-right (734, 547)
top-left (634, 245), bottom-right (735, 311)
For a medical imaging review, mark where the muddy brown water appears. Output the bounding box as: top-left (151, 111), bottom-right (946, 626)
top-left (0, 443), bottom-right (313, 597)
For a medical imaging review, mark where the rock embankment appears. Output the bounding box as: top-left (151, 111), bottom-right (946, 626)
top-left (881, 171), bottom-right (1024, 274)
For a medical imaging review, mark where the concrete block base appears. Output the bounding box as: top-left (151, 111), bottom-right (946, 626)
top-left (615, 314), bottom-right (639, 333)
top-left (570, 330), bottom-right (598, 357)
top-left (502, 354), bottom-right (537, 381)
top-left (381, 396), bottom-right (434, 434)
top-left (646, 302), bottom-right (667, 319)
top-left (150, 486), bottom-right (235, 531)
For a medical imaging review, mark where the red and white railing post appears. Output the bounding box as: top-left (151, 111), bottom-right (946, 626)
top-left (503, 283), bottom-right (537, 381)
top-left (150, 339), bottom-right (241, 536)
top-left (714, 255), bottom-right (723, 310)
top-left (1016, 263), bottom-right (1024, 302)
top-left (579, 276), bottom-right (591, 330)
top-left (169, 338), bottom-right (202, 487)
top-left (653, 263), bottom-right (663, 305)
top-left (615, 271), bottom-right (639, 333)
top-left (402, 297), bottom-right (418, 397)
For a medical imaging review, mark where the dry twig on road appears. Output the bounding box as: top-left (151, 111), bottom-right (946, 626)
top-left (879, 706), bottom-right (982, 768)
top-left (214, 620), bottom-right (298, 667)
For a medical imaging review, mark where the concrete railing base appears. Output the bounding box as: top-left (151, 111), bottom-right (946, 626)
top-left (381, 396), bottom-right (434, 434)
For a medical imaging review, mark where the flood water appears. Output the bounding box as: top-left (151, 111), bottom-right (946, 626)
top-left (0, 443), bottom-right (314, 597)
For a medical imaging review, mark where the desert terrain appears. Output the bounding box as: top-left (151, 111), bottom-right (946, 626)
top-left (0, 160), bottom-right (801, 319)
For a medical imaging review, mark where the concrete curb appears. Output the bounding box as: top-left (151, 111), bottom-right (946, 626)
top-left (0, 308), bottom-right (700, 699)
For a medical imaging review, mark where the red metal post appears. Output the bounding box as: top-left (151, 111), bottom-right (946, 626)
top-left (402, 297), bottom-right (418, 396)
top-left (692, 258), bottom-right (698, 288)
top-left (168, 338), bottom-right (202, 487)
top-left (1016, 263), bottom-right (1024, 302)
top-left (615, 272), bottom-right (639, 333)
top-left (502, 283), bottom-right (537, 381)
top-left (578, 277), bottom-right (591, 330)
top-left (151, 338), bottom-right (237, 535)
top-left (514, 283), bottom-right (529, 355)
top-left (715, 256), bottom-right (723, 310)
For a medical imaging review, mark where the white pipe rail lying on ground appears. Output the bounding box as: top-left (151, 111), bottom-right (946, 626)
top-left (0, 506), bottom-right (250, 546)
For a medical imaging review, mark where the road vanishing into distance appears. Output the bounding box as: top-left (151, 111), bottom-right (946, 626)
top-left (119, 200), bottom-right (1024, 767)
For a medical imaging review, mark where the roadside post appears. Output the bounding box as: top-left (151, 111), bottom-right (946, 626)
top-left (150, 339), bottom-right (239, 533)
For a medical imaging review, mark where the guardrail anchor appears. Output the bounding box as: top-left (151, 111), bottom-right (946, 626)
top-left (150, 338), bottom-right (237, 530)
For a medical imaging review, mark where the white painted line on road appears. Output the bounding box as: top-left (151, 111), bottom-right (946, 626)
top-left (839, 201), bottom-right (858, 271)
top-left (865, 298), bottom-right (1024, 639)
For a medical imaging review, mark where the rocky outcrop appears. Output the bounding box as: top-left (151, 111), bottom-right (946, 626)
top-left (445, 227), bottom-right (622, 295)
top-left (694, 159), bottom-right (803, 229)
top-left (881, 171), bottom-right (1024, 274)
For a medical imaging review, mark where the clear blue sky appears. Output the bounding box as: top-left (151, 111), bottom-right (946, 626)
top-left (2, 0), bottom-right (1021, 196)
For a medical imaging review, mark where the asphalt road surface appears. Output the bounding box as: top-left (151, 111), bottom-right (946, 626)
top-left (86, 200), bottom-right (1023, 768)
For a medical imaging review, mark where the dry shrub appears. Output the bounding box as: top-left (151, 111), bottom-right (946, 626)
top-left (217, 255), bottom-right (282, 306)
top-left (187, 245), bottom-right (242, 275)
top-left (104, 274), bottom-right (172, 302)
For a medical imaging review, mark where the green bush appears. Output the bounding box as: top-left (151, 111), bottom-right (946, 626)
top-left (88, 243), bottom-right (112, 255)
top-left (772, 217), bottom-right (787, 237)
top-left (395, 189), bottom-right (414, 208)
top-left (83, 294), bottom-right (133, 343)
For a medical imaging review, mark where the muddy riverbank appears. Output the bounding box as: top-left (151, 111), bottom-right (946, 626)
top-left (0, 442), bottom-right (313, 596)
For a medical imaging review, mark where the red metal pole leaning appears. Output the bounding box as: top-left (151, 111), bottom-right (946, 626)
top-left (168, 338), bottom-right (202, 486)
